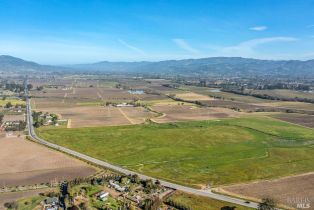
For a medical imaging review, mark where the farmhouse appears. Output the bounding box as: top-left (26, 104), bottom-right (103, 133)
top-left (33, 111), bottom-right (59, 127)
top-left (42, 197), bottom-right (60, 210)
top-left (97, 191), bottom-right (109, 201)
top-left (109, 180), bottom-right (126, 192)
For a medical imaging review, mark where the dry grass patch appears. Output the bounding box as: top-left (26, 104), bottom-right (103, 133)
top-left (0, 188), bottom-right (53, 208)
top-left (30, 88), bottom-right (72, 98)
top-left (3, 114), bottom-right (25, 122)
top-left (175, 92), bottom-right (215, 101)
top-left (151, 105), bottom-right (240, 123)
top-left (36, 105), bottom-right (155, 128)
top-left (167, 191), bottom-right (253, 210)
top-left (219, 173), bottom-right (314, 209)
top-left (119, 107), bottom-right (157, 124)
top-left (272, 113), bottom-right (314, 128)
top-left (256, 101), bottom-right (314, 111)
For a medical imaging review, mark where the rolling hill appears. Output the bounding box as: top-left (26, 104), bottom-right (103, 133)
top-left (71, 57), bottom-right (314, 76)
top-left (1, 55), bottom-right (314, 76)
top-left (0, 55), bottom-right (68, 72)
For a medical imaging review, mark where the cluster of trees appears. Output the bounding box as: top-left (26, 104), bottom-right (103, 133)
top-left (69, 173), bottom-right (136, 188)
top-left (89, 174), bottom-right (122, 186)
top-left (142, 178), bottom-right (161, 193)
top-left (3, 173), bottom-right (151, 210)
top-left (195, 77), bottom-right (313, 91)
top-left (115, 83), bottom-right (129, 90)
top-left (32, 111), bottom-right (58, 128)
top-left (4, 83), bottom-right (25, 93)
top-left (3, 102), bottom-right (26, 109)
top-left (167, 94), bottom-right (204, 106)
top-left (26, 84), bottom-right (33, 90)
top-left (33, 113), bottom-right (44, 128)
top-left (39, 191), bottom-right (59, 197)
top-left (3, 201), bottom-right (19, 210)
top-left (141, 197), bottom-right (162, 210)
top-left (105, 101), bottom-right (121, 106)
top-left (164, 199), bottom-right (192, 210)
top-left (129, 174), bottom-right (141, 184)
top-left (62, 174), bottom-right (143, 210)
top-left (258, 198), bottom-right (276, 210)
top-left (36, 86), bottom-right (44, 91)
top-left (162, 84), bottom-right (180, 89)
top-left (223, 88), bottom-right (314, 104)
top-left (59, 181), bottom-right (69, 209)
top-left (4, 102), bottom-right (13, 108)
top-left (256, 83), bottom-right (311, 91)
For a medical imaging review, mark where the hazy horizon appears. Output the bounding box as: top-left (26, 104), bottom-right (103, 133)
top-left (3, 54), bottom-right (314, 67)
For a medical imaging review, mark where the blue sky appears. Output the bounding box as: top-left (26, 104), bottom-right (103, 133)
top-left (1, 0), bottom-right (314, 64)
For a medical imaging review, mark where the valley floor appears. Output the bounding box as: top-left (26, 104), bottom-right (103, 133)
top-left (37, 116), bottom-right (314, 188)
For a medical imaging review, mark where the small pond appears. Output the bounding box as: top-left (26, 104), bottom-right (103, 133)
top-left (209, 89), bottom-right (221, 93)
top-left (128, 90), bottom-right (144, 94)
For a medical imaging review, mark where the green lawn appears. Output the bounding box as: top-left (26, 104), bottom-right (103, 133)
top-left (17, 196), bottom-right (45, 210)
top-left (76, 101), bottom-right (104, 106)
top-left (0, 98), bottom-right (25, 106)
top-left (167, 191), bottom-right (253, 210)
top-left (37, 116), bottom-right (314, 187)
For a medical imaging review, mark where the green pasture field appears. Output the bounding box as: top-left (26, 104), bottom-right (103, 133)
top-left (98, 80), bottom-right (118, 88)
top-left (37, 116), bottom-right (314, 187)
top-left (16, 196), bottom-right (45, 210)
top-left (0, 98), bottom-right (25, 106)
top-left (167, 191), bottom-right (253, 210)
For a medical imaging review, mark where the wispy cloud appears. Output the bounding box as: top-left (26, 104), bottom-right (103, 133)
top-left (118, 39), bottom-right (145, 55)
top-left (219, 36), bottom-right (298, 57)
top-left (173, 38), bottom-right (199, 54)
top-left (307, 24), bottom-right (314, 28)
top-left (249, 26), bottom-right (268, 31)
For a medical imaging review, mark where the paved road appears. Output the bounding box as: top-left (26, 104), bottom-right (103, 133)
top-left (25, 90), bottom-right (258, 209)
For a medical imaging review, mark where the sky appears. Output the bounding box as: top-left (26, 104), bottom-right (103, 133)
top-left (1, 0), bottom-right (314, 64)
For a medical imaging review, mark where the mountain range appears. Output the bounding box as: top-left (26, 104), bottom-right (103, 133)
top-left (0, 55), bottom-right (68, 72)
top-left (1, 55), bottom-right (314, 77)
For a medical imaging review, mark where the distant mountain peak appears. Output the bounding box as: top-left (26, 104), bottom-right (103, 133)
top-left (0, 55), bottom-right (314, 76)
top-left (0, 55), bottom-right (68, 72)
top-left (0, 54), bottom-right (39, 64)
top-left (70, 56), bottom-right (314, 76)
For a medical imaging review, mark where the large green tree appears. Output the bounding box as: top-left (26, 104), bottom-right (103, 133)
top-left (258, 198), bottom-right (276, 210)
